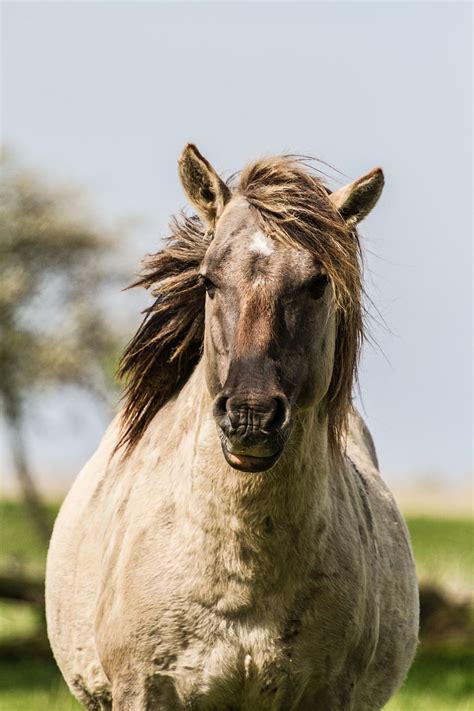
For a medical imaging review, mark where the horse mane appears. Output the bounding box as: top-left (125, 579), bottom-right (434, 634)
top-left (116, 214), bottom-right (209, 454)
top-left (117, 156), bottom-right (363, 455)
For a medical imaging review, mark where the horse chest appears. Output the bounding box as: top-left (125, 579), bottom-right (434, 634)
top-left (137, 565), bottom-right (362, 710)
top-left (142, 601), bottom-right (366, 711)
top-left (95, 510), bottom-right (378, 710)
top-left (149, 616), bottom-right (304, 710)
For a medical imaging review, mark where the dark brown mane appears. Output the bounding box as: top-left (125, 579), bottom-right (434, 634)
top-left (118, 156), bottom-right (363, 455)
top-left (116, 214), bottom-right (209, 453)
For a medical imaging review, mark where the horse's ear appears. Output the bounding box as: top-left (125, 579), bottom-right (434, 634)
top-left (329, 167), bottom-right (384, 228)
top-left (178, 144), bottom-right (231, 226)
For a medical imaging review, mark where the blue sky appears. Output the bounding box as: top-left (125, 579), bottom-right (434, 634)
top-left (2, 1), bottom-right (472, 492)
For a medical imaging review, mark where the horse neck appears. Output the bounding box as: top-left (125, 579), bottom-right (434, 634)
top-left (177, 361), bottom-right (332, 572)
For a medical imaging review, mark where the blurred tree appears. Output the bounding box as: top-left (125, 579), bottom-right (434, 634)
top-left (0, 149), bottom-right (121, 541)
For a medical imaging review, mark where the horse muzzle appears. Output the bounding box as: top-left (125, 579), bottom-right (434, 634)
top-left (213, 392), bottom-right (291, 472)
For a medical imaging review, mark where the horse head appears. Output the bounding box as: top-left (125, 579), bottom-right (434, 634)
top-left (178, 144), bottom-right (384, 471)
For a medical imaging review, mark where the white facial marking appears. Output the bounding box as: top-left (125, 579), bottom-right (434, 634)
top-left (249, 230), bottom-right (274, 257)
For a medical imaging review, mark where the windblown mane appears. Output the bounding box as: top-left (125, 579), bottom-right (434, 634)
top-left (118, 157), bottom-right (363, 455)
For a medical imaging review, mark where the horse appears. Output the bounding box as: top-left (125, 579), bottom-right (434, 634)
top-left (46, 145), bottom-right (419, 710)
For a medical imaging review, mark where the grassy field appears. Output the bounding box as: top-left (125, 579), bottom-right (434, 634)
top-left (1, 500), bottom-right (473, 710)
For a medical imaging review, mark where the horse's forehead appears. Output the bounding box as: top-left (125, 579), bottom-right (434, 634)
top-left (209, 197), bottom-right (313, 274)
top-left (215, 195), bottom-right (256, 237)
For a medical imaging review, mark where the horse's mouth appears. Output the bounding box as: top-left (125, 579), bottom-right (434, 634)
top-left (221, 441), bottom-right (283, 473)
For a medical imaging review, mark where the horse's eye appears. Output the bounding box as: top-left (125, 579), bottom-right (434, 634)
top-left (308, 274), bottom-right (329, 300)
top-left (200, 274), bottom-right (217, 298)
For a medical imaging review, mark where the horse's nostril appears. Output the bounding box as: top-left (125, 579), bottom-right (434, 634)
top-left (212, 394), bottom-right (229, 421)
top-left (272, 395), bottom-right (290, 431)
top-left (214, 393), bottom-right (290, 436)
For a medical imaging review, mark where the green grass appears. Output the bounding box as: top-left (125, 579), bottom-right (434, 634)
top-left (407, 515), bottom-right (474, 593)
top-left (386, 643), bottom-right (474, 711)
top-left (0, 659), bottom-right (81, 711)
top-left (0, 500), bottom-right (473, 709)
top-left (0, 599), bottom-right (39, 640)
top-left (0, 500), bottom-right (57, 577)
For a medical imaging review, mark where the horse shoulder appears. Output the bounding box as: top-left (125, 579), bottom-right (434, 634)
top-left (46, 416), bottom-right (123, 707)
top-left (341, 414), bottom-right (419, 706)
top-left (346, 408), bottom-right (379, 472)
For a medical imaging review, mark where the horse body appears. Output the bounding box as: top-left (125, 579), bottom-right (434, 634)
top-left (47, 368), bottom-right (417, 710)
top-left (46, 147), bottom-right (418, 709)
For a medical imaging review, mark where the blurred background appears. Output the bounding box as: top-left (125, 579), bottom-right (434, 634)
top-left (1, 2), bottom-right (472, 709)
